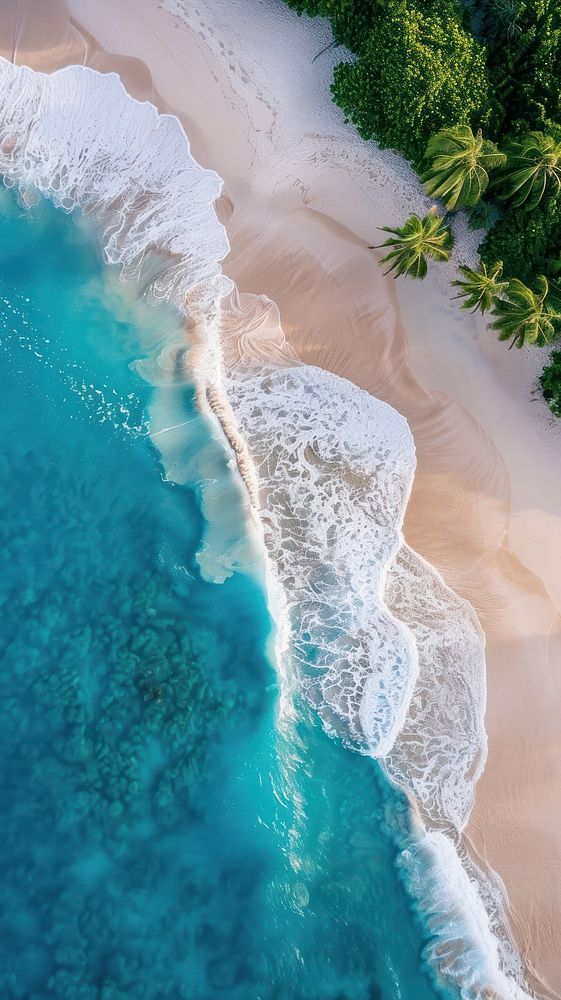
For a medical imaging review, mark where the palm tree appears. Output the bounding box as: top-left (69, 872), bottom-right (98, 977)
top-left (490, 275), bottom-right (561, 348)
top-left (492, 131), bottom-right (561, 210)
top-left (373, 212), bottom-right (453, 279)
top-left (451, 261), bottom-right (508, 314)
top-left (421, 126), bottom-right (506, 210)
top-left (482, 0), bottom-right (522, 43)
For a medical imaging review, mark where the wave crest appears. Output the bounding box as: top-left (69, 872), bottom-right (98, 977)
top-left (0, 60), bottom-right (231, 312)
top-left (225, 362), bottom-right (419, 755)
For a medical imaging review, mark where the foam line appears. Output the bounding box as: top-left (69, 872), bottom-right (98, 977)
top-left (225, 361), bottom-right (419, 754)
top-left (398, 827), bottom-right (532, 999)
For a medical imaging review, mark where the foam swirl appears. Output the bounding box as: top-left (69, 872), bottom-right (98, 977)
top-left (224, 362), bottom-right (419, 754)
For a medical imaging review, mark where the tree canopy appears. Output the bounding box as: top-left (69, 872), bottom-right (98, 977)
top-left (477, 0), bottom-right (561, 135)
top-left (375, 212), bottom-right (453, 279)
top-left (491, 131), bottom-right (561, 210)
top-left (490, 274), bottom-right (560, 347)
top-left (331, 1), bottom-right (492, 167)
top-left (452, 262), bottom-right (508, 314)
top-left (422, 126), bottom-right (506, 210)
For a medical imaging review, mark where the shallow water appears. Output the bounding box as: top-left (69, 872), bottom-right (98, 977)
top-left (0, 191), bottom-right (452, 1000)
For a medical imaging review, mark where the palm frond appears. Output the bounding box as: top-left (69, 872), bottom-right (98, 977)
top-left (491, 131), bottom-right (561, 210)
top-left (490, 274), bottom-right (561, 348)
top-left (422, 126), bottom-right (506, 211)
top-left (451, 261), bottom-right (508, 314)
top-left (375, 213), bottom-right (452, 279)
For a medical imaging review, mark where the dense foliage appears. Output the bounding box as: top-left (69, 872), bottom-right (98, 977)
top-left (478, 0), bottom-right (561, 135)
top-left (285, 0), bottom-right (561, 405)
top-left (490, 131), bottom-right (561, 209)
top-left (490, 274), bottom-right (560, 347)
top-left (540, 349), bottom-right (561, 416)
top-left (479, 194), bottom-right (561, 285)
top-left (422, 127), bottom-right (505, 210)
top-left (285, 0), bottom-right (378, 51)
top-left (331, 2), bottom-right (491, 166)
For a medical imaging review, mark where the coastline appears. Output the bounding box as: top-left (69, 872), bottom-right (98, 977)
top-left (2, 0), bottom-right (561, 995)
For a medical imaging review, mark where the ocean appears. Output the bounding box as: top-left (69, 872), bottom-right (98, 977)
top-left (0, 190), bottom-right (453, 999)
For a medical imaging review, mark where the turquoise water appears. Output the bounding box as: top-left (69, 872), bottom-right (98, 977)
top-left (0, 191), bottom-right (453, 1000)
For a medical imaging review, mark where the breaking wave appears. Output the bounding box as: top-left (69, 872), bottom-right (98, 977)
top-left (0, 56), bottom-right (532, 998)
top-left (226, 362), bottom-right (419, 756)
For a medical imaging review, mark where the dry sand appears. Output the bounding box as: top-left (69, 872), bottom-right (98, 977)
top-left (2, 0), bottom-right (561, 993)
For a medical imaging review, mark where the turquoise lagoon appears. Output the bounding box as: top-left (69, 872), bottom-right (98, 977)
top-left (0, 190), bottom-right (453, 999)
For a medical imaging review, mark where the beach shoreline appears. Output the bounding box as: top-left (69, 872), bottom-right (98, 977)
top-left (2, 0), bottom-right (561, 994)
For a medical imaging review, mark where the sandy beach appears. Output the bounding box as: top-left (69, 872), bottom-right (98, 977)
top-left (2, 0), bottom-right (561, 994)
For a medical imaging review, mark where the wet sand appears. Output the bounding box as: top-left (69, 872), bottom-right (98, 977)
top-left (2, 0), bottom-right (561, 993)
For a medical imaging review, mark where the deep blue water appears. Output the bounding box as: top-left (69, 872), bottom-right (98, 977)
top-left (0, 190), bottom-right (452, 1000)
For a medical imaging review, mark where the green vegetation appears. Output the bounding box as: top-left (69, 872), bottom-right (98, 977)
top-left (491, 131), bottom-right (561, 210)
top-left (284, 0), bottom-right (561, 411)
top-left (284, 0), bottom-right (378, 52)
top-left (330, 2), bottom-right (491, 167)
top-left (540, 349), bottom-right (561, 416)
top-left (478, 196), bottom-right (561, 286)
top-left (422, 127), bottom-right (506, 210)
top-left (452, 261), bottom-right (508, 314)
top-left (480, 0), bottom-right (561, 135)
top-left (375, 212), bottom-right (453, 278)
top-left (490, 274), bottom-right (560, 348)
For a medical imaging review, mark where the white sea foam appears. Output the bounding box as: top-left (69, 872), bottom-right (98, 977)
top-left (225, 361), bottom-right (419, 755)
top-left (0, 55), bottom-right (532, 998)
top-left (0, 60), bottom-right (231, 315)
top-left (399, 827), bottom-right (531, 1000)
top-left (386, 544), bottom-right (488, 831)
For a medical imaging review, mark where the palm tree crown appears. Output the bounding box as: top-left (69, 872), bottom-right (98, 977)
top-left (490, 274), bottom-right (561, 348)
top-left (421, 126), bottom-right (506, 210)
top-left (375, 212), bottom-right (453, 279)
top-left (451, 261), bottom-right (508, 314)
top-left (492, 131), bottom-right (561, 210)
top-left (482, 0), bottom-right (522, 43)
